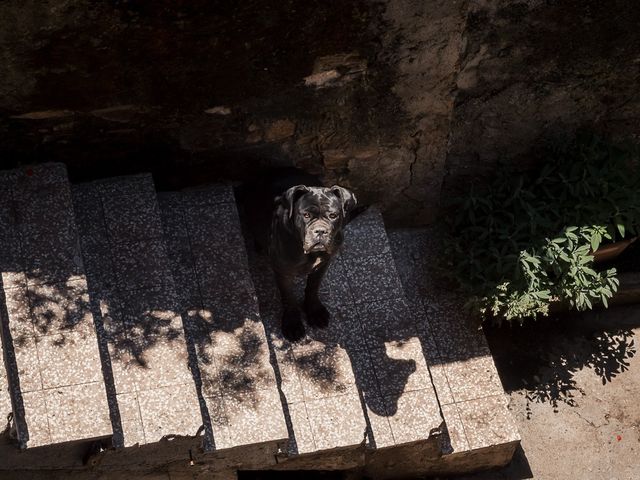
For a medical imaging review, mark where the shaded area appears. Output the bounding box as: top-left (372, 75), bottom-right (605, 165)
top-left (0, 1), bottom-right (397, 193)
top-left (485, 314), bottom-right (637, 416)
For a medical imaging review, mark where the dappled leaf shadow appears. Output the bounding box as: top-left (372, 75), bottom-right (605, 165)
top-left (486, 315), bottom-right (637, 417)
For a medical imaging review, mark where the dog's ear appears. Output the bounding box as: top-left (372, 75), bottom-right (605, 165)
top-left (330, 186), bottom-right (357, 219)
top-left (278, 185), bottom-right (310, 220)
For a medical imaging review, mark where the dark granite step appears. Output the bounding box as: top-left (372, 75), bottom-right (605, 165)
top-left (72, 174), bottom-right (201, 448)
top-left (0, 163), bottom-right (111, 448)
top-left (158, 187), bottom-right (288, 454)
top-left (246, 207), bottom-right (442, 470)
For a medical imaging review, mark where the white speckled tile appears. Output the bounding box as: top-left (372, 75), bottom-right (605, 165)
top-left (185, 203), bottom-right (244, 253)
top-left (0, 342), bottom-right (13, 421)
top-left (21, 390), bottom-right (51, 447)
top-left (361, 393), bottom-right (395, 449)
top-left (110, 332), bottom-right (192, 394)
top-left (111, 238), bottom-right (174, 291)
top-left (12, 334), bottom-right (43, 392)
top-left (342, 209), bottom-right (391, 257)
top-left (28, 278), bottom-right (95, 336)
top-left (44, 382), bottom-right (111, 444)
top-left (366, 338), bottom-right (434, 398)
top-left (23, 235), bottom-right (84, 286)
top-left (195, 260), bottom-right (254, 307)
top-left (204, 393), bottom-right (232, 450)
top-left (286, 401), bottom-right (316, 455)
top-left (305, 392), bottom-right (366, 451)
top-left (159, 187), bottom-right (290, 454)
top-left (3, 285), bottom-right (33, 339)
top-left (36, 330), bottom-right (104, 389)
top-left (101, 178), bottom-right (163, 242)
top-left (455, 395), bottom-right (520, 450)
top-left (179, 185), bottom-right (235, 207)
top-left (292, 340), bottom-right (357, 400)
top-left (221, 388), bottom-right (288, 448)
top-left (443, 356), bottom-right (505, 404)
top-left (117, 286), bottom-right (183, 337)
top-left (79, 237), bottom-right (118, 292)
top-left (97, 173), bottom-right (156, 199)
top-left (136, 383), bottom-right (202, 442)
top-left (268, 335), bottom-right (305, 405)
top-left (356, 297), bottom-right (418, 343)
top-left (344, 251), bottom-right (405, 305)
top-left (427, 361), bottom-right (454, 406)
top-left (15, 185), bottom-right (75, 237)
top-left (383, 388), bottom-right (442, 446)
top-left (116, 391), bottom-right (146, 447)
top-left (441, 403), bottom-right (470, 453)
top-left (212, 317), bottom-right (277, 398)
top-left (15, 163), bottom-right (67, 189)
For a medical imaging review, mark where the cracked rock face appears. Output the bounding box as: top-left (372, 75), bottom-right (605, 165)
top-left (1, 1), bottom-right (638, 225)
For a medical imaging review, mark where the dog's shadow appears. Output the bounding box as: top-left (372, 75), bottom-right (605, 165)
top-left (247, 249), bottom-right (417, 419)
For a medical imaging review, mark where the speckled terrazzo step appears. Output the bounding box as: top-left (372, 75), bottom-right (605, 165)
top-left (0, 163), bottom-right (111, 448)
top-left (388, 228), bottom-right (520, 469)
top-left (72, 174), bottom-right (202, 448)
top-left (158, 187), bottom-right (288, 453)
top-left (246, 207), bottom-right (443, 470)
top-left (339, 210), bottom-right (444, 456)
top-left (0, 340), bottom-right (13, 437)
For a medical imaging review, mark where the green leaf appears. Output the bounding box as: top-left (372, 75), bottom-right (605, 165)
top-left (616, 222), bottom-right (626, 238)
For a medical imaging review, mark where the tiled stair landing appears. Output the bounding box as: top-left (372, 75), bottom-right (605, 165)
top-left (0, 163), bottom-right (519, 478)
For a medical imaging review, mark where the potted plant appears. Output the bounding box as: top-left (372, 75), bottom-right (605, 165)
top-left (446, 133), bottom-right (640, 323)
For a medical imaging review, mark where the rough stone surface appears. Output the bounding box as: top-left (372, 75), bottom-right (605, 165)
top-left (0, 0), bottom-right (467, 226)
top-left (2, 2), bottom-right (637, 226)
top-left (444, 1), bottom-right (640, 199)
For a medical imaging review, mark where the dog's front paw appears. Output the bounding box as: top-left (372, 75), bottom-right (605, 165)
top-left (304, 299), bottom-right (330, 329)
top-left (282, 309), bottom-right (305, 342)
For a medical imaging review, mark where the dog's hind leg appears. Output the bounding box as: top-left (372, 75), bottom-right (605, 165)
top-left (275, 272), bottom-right (306, 341)
top-left (304, 260), bottom-right (331, 328)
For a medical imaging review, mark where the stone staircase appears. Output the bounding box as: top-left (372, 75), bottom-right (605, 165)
top-left (0, 163), bottom-right (519, 478)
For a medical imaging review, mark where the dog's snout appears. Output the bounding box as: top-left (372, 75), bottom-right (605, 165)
top-left (314, 226), bottom-right (327, 236)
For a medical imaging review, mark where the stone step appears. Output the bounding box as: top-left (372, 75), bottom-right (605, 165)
top-left (0, 339), bottom-right (13, 439)
top-left (72, 174), bottom-right (202, 448)
top-left (157, 187), bottom-right (288, 454)
top-left (0, 163), bottom-right (111, 448)
top-left (339, 210), bottom-right (444, 461)
top-left (246, 207), bottom-right (442, 469)
top-left (387, 228), bottom-right (520, 472)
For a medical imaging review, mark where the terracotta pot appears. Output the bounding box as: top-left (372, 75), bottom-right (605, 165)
top-left (593, 236), bottom-right (638, 263)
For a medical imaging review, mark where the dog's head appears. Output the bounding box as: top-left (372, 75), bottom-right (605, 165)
top-left (277, 185), bottom-right (357, 254)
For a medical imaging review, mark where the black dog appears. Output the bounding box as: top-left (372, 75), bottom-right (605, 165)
top-left (240, 168), bottom-right (357, 341)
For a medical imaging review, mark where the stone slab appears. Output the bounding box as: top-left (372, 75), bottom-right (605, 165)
top-left (387, 228), bottom-right (521, 457)
top-left (0, 163), bottom-right (112, 448)
top-left (0, 341), bottom-right (12, 425)
top-left (72, 176), bottom-right (202, 448)
top-left (159, 186), bottom-right (287, 452)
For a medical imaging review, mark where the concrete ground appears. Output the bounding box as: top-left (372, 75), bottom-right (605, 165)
top-left (443, 305), bottom-right (640, 480)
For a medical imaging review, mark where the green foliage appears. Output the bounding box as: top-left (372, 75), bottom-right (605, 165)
top-left (447, 134), bottom-right (640, 323)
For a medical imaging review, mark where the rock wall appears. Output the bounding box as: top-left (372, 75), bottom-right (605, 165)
top-left (445, 0), bottom-right (640, 197)
top-left (0, 1), bottom-right (638, 225)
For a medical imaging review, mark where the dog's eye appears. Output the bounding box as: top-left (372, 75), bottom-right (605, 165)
top-left (303, 212), bottom-right (311, 219)
top-left (329, 213), bottom-right (338, 219)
